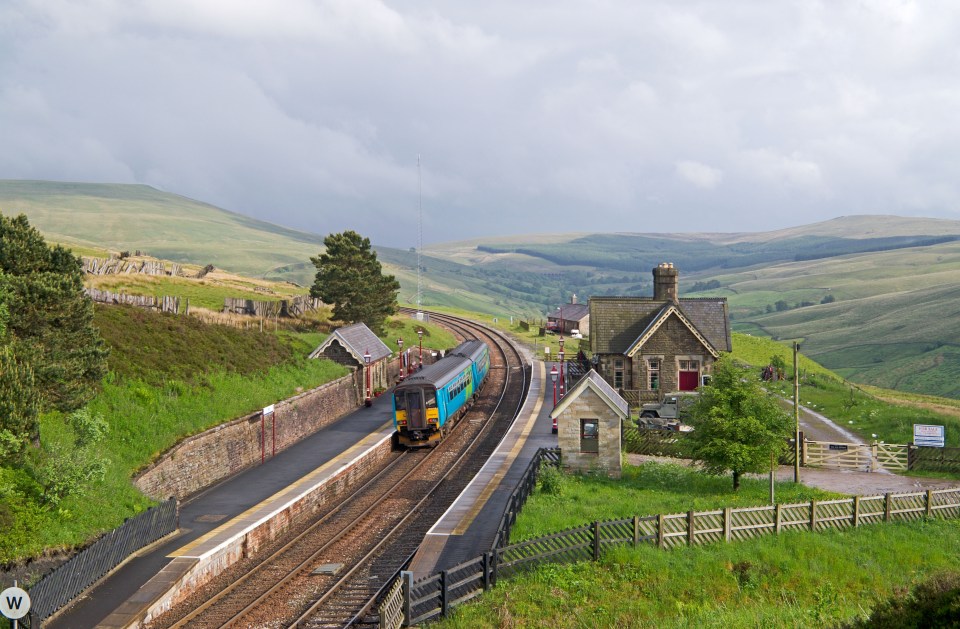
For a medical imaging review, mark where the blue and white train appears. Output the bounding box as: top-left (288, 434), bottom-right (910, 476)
top-left (392, 339), bottom-right (490, 447)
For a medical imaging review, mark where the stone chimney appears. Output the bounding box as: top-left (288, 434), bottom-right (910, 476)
top-left (571, 293), bottom-right (578, 305)
top-left (652, 263), bottom-right (679, 303)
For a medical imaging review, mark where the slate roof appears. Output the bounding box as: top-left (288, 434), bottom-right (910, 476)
top-left (589, 296), bottom-right (732, 355)
top-left (308, 322), bottom-right (392, 363)
top-left (548, 303), bottom-right (590, 323)
top-left (552, 369), bottom-right (629, 418)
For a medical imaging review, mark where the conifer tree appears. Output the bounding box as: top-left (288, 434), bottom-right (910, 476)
top-left (310, 231), bottom-right (400, 336)
top-left (0, 214), bottom-right (109, 431)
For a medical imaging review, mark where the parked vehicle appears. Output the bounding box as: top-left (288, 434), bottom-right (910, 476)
top-left (637, 393), bottom-right (696, 432)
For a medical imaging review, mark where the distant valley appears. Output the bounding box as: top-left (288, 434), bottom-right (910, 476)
top-left (3, 179), bottom-right (960, 398)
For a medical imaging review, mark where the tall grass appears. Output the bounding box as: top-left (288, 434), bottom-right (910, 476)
top-left (0, 304), bottom-right (352, 565)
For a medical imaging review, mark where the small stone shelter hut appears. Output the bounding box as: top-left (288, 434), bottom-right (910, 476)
top-left (308, 322), bottom-right (392, 398)
top-left (553, 369), bottom-right (628, 478)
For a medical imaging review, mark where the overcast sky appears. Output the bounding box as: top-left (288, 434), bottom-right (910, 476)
top-left (3, 1), bottom-right (960, 247)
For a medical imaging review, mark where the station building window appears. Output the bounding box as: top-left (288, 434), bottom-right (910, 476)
top-left (647, 357), bottom-right (661, 390)
top-left (613, 359), bottom-right (624, 389)
top-left (580, 419), bottom-right (599, 454)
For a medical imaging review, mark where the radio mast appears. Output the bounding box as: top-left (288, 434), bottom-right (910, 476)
top-left (417, 154), bottom-right (423, 320)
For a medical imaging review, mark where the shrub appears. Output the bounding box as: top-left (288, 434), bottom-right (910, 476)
top-left (537, 464), bottom-right (565, 496)
top-left (841, 570), bottom-right (960, 628)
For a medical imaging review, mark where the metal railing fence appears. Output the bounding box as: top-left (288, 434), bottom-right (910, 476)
top-left (27, 498), bottom-right (177, 624)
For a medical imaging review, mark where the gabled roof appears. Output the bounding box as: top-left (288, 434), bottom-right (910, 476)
top-left (308, 322), bottom-right (392, 363)
top-left (625, 303), bottom-right (721, 359)
top-left (590, 296), bottom-right (731, 355)
top-left (549, 303), bottom-right (590, 323)
top-left (552, 369), bottom-right (629, 419)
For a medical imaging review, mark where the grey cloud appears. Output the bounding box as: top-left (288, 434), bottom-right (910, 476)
top-left (3, 0), bottom-right (960, 246)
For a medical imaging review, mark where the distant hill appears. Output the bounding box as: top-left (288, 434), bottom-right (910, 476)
top-left (0, 180), bottom-right (326, 285)
top-left (5, 179), bottom-right (960, 398)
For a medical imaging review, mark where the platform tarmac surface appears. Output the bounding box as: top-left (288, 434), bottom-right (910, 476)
top-left (46, 393), bottom-right (396, 629)
top-left (408, 357), bottom-right (558, 578)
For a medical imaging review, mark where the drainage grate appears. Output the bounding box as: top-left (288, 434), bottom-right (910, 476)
top-left (195, 514), bottom-right (228, 523)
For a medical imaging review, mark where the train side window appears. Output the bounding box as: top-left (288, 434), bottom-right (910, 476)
top-left (425, 390), bottom-right (437, 408)
top-left (394, 392), bottom-right (406, 411)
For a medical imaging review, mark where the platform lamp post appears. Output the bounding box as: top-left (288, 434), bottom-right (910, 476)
top-left (364, 349), bottom-right (372, 407)
top-left (397, 338), bottom-right (404, 381)
top-left (550, 364), bottom-right (558, 407)
top-left (558, 335), bottom-right (565, 398)
top-left (417, 328), bottom-right (424, 370)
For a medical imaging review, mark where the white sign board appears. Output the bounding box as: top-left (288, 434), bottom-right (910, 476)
top-left (263, 404), bottom-right (275, 415)
top-left (914, 424), bottom-right (945, 448)
top-left (1, 586), bottom-right (30, 619)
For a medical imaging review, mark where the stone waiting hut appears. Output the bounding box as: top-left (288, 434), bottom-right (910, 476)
top-left (552, 369), bottom-right (628, 478)
top-left (308, 322), bottom-right (392, 404)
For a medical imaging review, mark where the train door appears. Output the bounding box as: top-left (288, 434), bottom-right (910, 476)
top-left (405, 390), bottom-right (427, 430)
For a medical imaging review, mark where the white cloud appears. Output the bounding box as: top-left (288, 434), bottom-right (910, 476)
top-left (676, 161), bottom-right (722, 189)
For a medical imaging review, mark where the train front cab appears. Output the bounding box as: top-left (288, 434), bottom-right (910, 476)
top-left (394, 385), bottom-right (443, 448)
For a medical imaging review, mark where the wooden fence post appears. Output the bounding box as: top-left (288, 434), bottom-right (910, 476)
top-left (810, 500), bottom-right (817, 531)
top-left (926, 490), bottom-right (933, 518)
top-left (657, 514), bottom-right (665, 548)
top-left (853, 496), bottom-right (860, 527)
top-left (593, 521), bottom-right (601, 561)
top-left (633, 516), bottom-right (640, 547)
top-left (884, 493), bottom-right (892, 522)
top-left (441, 570), bottom-right (449, 617)
top-left (723, 507), bottom-right (731, 542)
top-left (401, 571), bottom-right (413, 627)
top-left (774, 504), bottom-right (781, 534)
top-left (688, 510), bottom-right (695, 546)
top-left (483, 552), bottom-right (491, 591)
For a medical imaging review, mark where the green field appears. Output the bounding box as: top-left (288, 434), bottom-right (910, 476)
top-left (431, 461), bottom-right (960, 628)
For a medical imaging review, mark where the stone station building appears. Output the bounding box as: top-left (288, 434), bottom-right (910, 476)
top-left (589, 263), bottom-right (732, 406)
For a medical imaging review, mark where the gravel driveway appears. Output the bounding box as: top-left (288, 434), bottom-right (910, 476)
top-left (627, 400), bottom-right (960, 497)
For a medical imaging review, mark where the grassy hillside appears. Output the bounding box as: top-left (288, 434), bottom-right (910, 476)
top-left (0, 180), bottom-right (326, 285)
top-left (7, 179), bottom-right (960, 397)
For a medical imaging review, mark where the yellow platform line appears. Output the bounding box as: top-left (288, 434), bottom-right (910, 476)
top-left (170, 420), bottom-right (394, 558)
top-left (451, 362), bottom-right (545, 535)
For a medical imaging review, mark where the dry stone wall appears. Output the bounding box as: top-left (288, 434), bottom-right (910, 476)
top-left (134, 370), bottom-right (364, 500)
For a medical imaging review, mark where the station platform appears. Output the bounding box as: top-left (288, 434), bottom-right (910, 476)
top-left (407, 356), bottom-right (558, 578)
top-left (47, 393), bottom-right (397, 629)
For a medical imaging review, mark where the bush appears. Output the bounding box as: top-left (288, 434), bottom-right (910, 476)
top-left (841, 570), bottom-right (960, 628)
top-left (537, 464), bottom-right (565, 496)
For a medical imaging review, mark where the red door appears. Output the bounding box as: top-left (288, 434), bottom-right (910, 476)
top-left (678, 371), bottom-right (699, 391)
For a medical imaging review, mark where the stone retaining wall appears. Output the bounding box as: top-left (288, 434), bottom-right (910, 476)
top-left (134, 370), bottom-right (365, 500)
top-left (138, 435), bottom-right (395, 626)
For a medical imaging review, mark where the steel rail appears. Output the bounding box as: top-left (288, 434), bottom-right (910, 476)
top-left (297, 310), bottom-right (529, 628)
top-left (167, 449), bottom-right (416, 628)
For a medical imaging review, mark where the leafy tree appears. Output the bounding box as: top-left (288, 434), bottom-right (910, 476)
top-left (687, 357), bottom-right (792, 490)
top-left (0, 214), bottom-right (109, 422)
top-left (774, 300), bottom-right (790, 312)
top-left (309, 231), bottom-right (400, 335)
top-left (821, 294), bottom-right (836, 304)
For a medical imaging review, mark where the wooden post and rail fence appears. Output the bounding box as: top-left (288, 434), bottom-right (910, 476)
top-left (377, 445), bottom-right (960, 627)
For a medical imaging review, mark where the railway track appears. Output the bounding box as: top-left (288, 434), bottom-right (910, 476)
top-left (147, 311), bottom-right (528, 629)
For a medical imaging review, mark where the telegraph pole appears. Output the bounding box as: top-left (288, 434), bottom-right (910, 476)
top-left (794, 341), bottom-right (801, 483)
